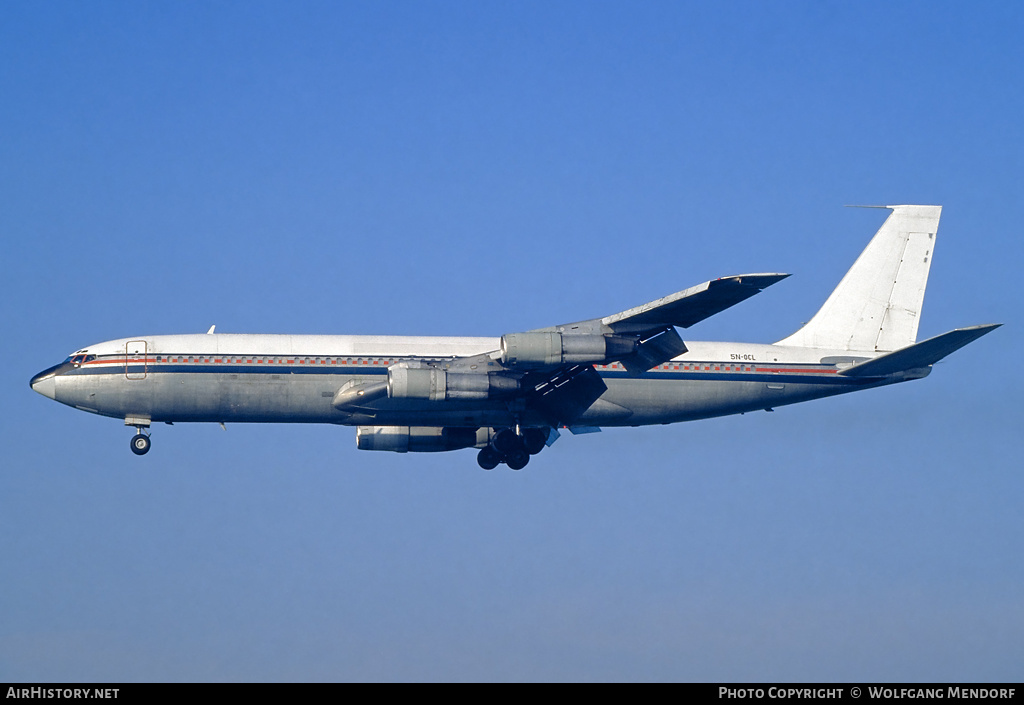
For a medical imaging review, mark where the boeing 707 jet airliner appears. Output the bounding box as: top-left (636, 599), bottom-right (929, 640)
top-left (31, 205), bottom-right (999, 469)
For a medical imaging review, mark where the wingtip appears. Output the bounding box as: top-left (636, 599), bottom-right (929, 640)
top-left (719, 273), bottom-right (791, 287)
top-left (720, 272), bottom-right (791, 280)
top-left (952, 323), bottom-right (1002, 332)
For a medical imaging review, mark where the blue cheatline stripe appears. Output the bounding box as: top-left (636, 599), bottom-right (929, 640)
top-left (68, 356), bottom-right (861, 386)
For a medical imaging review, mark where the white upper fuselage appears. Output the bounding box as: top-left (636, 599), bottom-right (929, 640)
top-left (75, 333), bottom-right (865, 365)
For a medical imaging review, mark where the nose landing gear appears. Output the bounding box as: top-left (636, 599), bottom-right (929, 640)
top-left (130, 430), bottom-right (151, 455)
top-left (126, 416), bottom-right (152, 456)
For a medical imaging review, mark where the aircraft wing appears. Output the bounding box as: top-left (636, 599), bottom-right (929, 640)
top-left (599, 273), bottom-right (790, 334)
top-left (355, 272), bottom-right (790, 427)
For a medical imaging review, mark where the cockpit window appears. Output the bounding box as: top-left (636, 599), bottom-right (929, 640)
top-left (68, 354), bottom-right (95, 366)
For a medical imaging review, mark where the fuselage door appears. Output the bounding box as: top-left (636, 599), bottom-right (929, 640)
top-left (125, 340), bottom-right (148, 380)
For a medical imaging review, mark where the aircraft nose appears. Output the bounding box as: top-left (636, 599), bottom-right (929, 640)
top-left (30, 365), bottom-right (61, 400)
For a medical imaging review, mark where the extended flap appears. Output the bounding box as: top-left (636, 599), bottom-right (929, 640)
top-left (620, 327), bottom-right (688, 375)
top-left (525, 364), bottom-right (608, 426)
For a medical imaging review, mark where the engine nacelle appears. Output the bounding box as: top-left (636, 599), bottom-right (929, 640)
top-left (387, 365), bottom-right (518, 401)
top-left (356, 426), bottom-right (485, 453)
top-left (499, 332), bottom-right (636, 367)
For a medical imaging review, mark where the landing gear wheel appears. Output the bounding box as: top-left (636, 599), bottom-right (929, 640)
top-left (477, 446), bottom-right (501, 470)
top-left (521, 428), bottom-right (548, 455)
top-left (492, 429), bottom-right (520, 455)
top-left (506, 447), bottom-right (530, 471)
top-left (130, 433), bottom-right (151, 456)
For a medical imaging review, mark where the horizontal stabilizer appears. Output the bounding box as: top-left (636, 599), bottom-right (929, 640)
top-left (602, 273), bottom-right (789, 334)
top-left (839, 324), bottom-right (1001, 377)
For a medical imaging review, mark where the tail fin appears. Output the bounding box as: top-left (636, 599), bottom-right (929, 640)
top-left (776, 205), bottom-right (941, 351)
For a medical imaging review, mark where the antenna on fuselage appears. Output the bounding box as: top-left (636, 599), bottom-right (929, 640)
top-left (206, 325), bottom-right (216, 334)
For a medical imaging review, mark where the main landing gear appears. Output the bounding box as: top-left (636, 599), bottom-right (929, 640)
top-left (476, 427), bottom-right (548, 471)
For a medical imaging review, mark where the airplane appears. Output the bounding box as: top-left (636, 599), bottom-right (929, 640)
top-left (30, 205), bottom-right (999, 470)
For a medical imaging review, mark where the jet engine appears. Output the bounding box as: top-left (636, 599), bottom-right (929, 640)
top-left (387, 365), bottom-right (518, 401)
top-left (356, 426), bottom-right (486, 452)
top-left (499, 332), bottom-right (635, 367)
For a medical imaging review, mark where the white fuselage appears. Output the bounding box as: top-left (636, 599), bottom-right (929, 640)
top-left (34, 333), bottom-right (894, 430)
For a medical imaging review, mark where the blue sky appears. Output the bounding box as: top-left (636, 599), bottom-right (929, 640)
top-left (1, 1), bottom-right (1021, 682)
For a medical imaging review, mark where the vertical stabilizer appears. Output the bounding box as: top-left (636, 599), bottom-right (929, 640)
top-left (776, 205), bottom-right (941, 351)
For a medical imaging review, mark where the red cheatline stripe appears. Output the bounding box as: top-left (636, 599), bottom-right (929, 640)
top-left (83, 356), bottom-right (838, 375)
